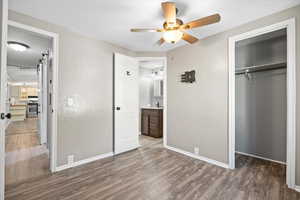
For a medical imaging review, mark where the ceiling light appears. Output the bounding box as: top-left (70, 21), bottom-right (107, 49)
top-left (163, 30), bottom-right (183, 43)
top-left (7, 41), bottom-right (30, 52)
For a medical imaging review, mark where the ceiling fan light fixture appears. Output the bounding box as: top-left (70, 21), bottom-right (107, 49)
top-left (7, 41), bottom-right (30, 52)
top-left (163, 30), bottom-right (183, 43)
top-left (130, 2), bottom-right (221, 45)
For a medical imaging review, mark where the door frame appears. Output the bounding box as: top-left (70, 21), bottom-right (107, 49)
top-left (228, 18), bottom-right (296, 189)
top-left (0, 0), bottom-right (8, 199)
top-left (135, 57), bottom-right (168, 147)
top-left (6, 20), bottom-right (59, 173)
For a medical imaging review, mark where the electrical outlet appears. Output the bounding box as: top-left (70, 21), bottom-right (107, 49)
top-left (67, 155), bottom-right (74, 166)
top-left (67, 97), bottom-right (74, 107)
top-left (194, 147), bottom-right (199, 155)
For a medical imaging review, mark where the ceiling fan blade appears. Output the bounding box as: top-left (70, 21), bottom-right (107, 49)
top-left (181, 14), bottom-right (221, 30)
top-left (157, 38), bottom-right (165, 45)
top-left (162, 2), bottom-right (176, 27)
top-left (131, 28), bottom-right (163, 32)
top-left (182, 33), bottom-right (199, 44)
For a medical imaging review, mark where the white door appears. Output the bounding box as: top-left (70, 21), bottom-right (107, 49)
top-left (41, 53), bottom-right (48, 145)
top-left (114, 53), bottom-right (139, 154)
top-left (37, 53), bottom-right (48, 145)
top-left (0, 0), bottom-right (8, 199)
top-left (47, 53), bottom-right (53, 150)
top-left (37, 61), bottom-right (43, 143)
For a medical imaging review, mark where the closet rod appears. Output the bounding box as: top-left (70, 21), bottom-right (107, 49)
top-left (235, 62), bottom-right (286, 75)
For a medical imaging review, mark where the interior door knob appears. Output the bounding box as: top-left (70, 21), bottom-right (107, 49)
top-left (0, 113), bottom-right (11, 120)
top-left (116, 107), bottom-right (121, 110)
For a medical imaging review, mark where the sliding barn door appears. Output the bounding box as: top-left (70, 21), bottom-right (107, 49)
top-left (114, 53), bottom-right (139, 154)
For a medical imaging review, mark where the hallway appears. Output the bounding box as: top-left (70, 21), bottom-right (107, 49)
top-left (5, 118), bottom-right (49, 186)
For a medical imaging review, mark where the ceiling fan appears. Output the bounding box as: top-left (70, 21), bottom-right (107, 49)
top-left (130, 2), bottom-right (221, 45)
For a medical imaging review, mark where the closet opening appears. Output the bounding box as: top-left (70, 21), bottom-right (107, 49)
top-left (235, 28), bottom-right (287, 166)
top-left (228, 19), bottom-right (296, 189)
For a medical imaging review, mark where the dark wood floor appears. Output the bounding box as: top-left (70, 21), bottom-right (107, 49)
top-left (5, 135), bottom-right (300, 200)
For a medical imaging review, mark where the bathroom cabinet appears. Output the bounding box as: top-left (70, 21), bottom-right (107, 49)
top-left (141, 108), bottom-right (163, 138)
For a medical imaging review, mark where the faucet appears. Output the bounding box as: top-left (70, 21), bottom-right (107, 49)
top-left (155, 101), bottom-right (160, 108)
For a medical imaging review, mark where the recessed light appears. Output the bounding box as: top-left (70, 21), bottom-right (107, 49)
top-left (7, 41), bottom-right (30, 52)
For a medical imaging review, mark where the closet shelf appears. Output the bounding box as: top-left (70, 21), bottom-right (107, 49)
top-left (235, 62), bottom-right (286, 75)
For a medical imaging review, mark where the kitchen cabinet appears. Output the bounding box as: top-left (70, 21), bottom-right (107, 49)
top-left (10, 86), bottom-right (19, 97)
top-left (9, 86), bottom-right (38, 99)
top-left (20, 87), bottom-right (38, 98)
top-left (10, 104), bottom-right (26, 121)
top-left (141, 108), bottom-right (163, 138)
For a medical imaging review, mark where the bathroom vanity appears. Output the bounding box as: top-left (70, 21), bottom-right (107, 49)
top-left (141, 107), bottom-right (163, 138)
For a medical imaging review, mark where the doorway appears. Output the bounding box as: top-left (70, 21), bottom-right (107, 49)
top-left (228, 19), bottom-right (296, 189)
top-left (138, 58), bottom-right (166, 147)
top-left (1, 20), bottom-right (59, 188)
top-left (5, 23), bottom-right (50, 185)
top-left (113, 54), bottom-right (167, 154)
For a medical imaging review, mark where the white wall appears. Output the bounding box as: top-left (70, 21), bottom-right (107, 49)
top-left (139, 67), bottom-right (152, 108)
top-left (139, 67), bottom-right (152, 132)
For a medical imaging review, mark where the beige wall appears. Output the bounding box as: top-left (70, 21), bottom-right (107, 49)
top-left (8, 4), bottom-right (300, 185)
top-left (8, 10), bottom-right (136, 166)
top-left (7, 10), bottom-right (166, 167)
top-left (135, 51), bottom-right (167, 57)
top-left (167, 5), bottom-right (300, 184)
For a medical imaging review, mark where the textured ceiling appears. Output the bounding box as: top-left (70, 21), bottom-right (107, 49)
top-left (8, 0), bottom-right (300, 52)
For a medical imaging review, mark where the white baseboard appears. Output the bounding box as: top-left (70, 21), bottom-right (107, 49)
top-left (55, 152), bottom-right (113, 172)
top-left (114, 144), bottom-right (140, 155)
top-left (294, 185), bottom-right (300, 192)
top-left (165, 145), bottom-right (229, 169)
top-left (236, 151), bottom-right (286, 165)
